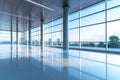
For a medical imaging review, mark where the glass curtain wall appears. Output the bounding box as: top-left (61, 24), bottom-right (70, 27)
top-left (43, 0), bottom-right (120, 52)
top-left (80, 1), bottom-right (106, 49)
top-left (69, 12), bottom-right (80, 48)
top-left (107, 0), bottom-right (120, 50)
top-left (0, 20), bottom-right (23, 45)
top-left (44, 18), bottom-right (63, 47)
top-left (31, 27), bottom-right (41, 45)
top-left (0, 30), bottom-right (23, 51)
top-left (79, 0), bottom-right (120, 51)
top-left (0, 31), bottom-right (11, 44)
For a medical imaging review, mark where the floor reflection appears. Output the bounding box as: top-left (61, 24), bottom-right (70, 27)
top-left (0, 44), bottom-right (120, 80)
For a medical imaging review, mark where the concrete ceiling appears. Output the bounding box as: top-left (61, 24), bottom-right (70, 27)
top-left (0, 0), bottom-right (104, 32)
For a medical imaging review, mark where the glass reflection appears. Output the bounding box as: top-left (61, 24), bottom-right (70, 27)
top-left (0, 45), bottom-right (120, 80)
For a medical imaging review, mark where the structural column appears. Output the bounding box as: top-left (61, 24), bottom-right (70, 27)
top-left (28, 14), bottom-right (32, 46)
top-left (63, 0), bottom-right (69, 50)
top-left (10, 16), bottom-right (13, 59)
top-left (16, 17), bottom-right (18, 46)
top-left (40, 11), bottom-right (44, 49)
top-left (10, 17), bottom-right (13, 46)
top-left (16, 16), bottom-right (19, 56)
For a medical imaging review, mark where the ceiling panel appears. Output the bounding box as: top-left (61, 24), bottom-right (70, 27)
top-left (0, 0), bottom-right (5, 11)
top-left (0, 0), bottom-right (104, 32)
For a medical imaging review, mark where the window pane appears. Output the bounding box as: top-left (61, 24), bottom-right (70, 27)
top-left (52, 32), bottom-right (62, 46)
top-left (46, 23), bottom-right (52, 28)
top-left (69, 19), bottom-right (79, 29)
top-left (45, 28), bottom-right (51, 34)
top-left (80, 24), bottom-right (105, 48)
top-left (81, 12), bottom-right (105, 26)
top-left (0, 31), bottom-right (10, 44)
top-left (69, 29), bottom-right (79, 47)
top-left (107, 7), bottom-right (120, 21)
top-left (107, 21), bottom-right (120, 49)
top-left (52, 24), bottom-right (62, 32)
top-left (69, 12), bottom-right (79, 20)
top-left (44, 34), bottom-right (52, 46)
top-left (53, 19), bottom-right (62, 25)
top-left (81, 2), bottom-right (105, 17)
top-left (107, 0), bottom-right (120, 8)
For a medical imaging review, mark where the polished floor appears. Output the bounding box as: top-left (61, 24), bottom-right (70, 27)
top-left (0, 44), bottom-right (120, 80)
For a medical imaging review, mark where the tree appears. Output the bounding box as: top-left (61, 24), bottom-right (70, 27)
top-left (81, 42), bottom-right (95, 47)
top-left (88, 42), bottom-right (95, 47)
top-left (108, 35), bottom-right (120, 48)
top-left (97, 42), bottom-right (105, 47)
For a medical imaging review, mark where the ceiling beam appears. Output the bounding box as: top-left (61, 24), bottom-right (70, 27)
top-left (25, 0), bottom-right (55, 11)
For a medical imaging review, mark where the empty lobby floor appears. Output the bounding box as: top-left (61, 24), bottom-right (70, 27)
top-left (0, 44), bottom-right (120, 80)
